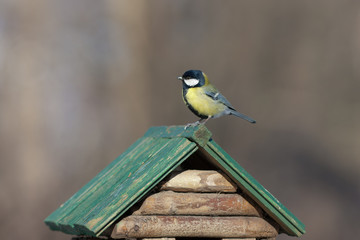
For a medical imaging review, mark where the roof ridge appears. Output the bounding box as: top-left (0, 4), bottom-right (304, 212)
top-left (144, 125), bottom-right (212, 147)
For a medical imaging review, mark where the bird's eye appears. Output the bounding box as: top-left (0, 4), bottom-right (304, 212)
top-left (184, 78), bottom-right (199, 87)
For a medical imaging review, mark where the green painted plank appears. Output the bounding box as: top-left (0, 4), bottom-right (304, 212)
top-left (47, 137), bottom-right (170, 234)
top-left (73, 138), bottom-right (189, 227)
top-left (87, 138), bottom-right (197, 235)
top-left (61, 137), bottom-right (167, 226)
top-left (97, 140), bottom-right (197, 235)
top-left (144, 125), bottom-right (212, 147)
top-left (203, 140), bottom-right (305, 237)
top-left (45, 136), bottom-right (197, 236)
top-left (45, 137), bottom-right (157, 232)
top-left (45, 125), bottom-right (209, 231)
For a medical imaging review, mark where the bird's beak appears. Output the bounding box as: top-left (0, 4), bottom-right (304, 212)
top-left (178, 77), bottom-right (183, 81)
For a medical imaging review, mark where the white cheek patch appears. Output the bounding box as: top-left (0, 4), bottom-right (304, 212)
top-left (184, 78), bottom-right (199, 87)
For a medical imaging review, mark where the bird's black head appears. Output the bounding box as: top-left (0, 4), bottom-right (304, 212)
top-left (178, 70), bottom-right (208, 88)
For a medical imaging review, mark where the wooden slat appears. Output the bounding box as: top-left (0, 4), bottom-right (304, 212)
top-left (202, 140), bottom-right (305, 237)
top-left (66, 138), bottom-right (177, 223)
top-left (72, 238), bottom-right (103, 240)
top-left (49, 136), bottom-right (162, 234)
top-left (221, 239), bottom-right (256, 240)
top-left (45, 137), bottom-right (197, 236)
top-left (82, 138), bottom-right (197, 235)
top-left (45, 136), bottom-right (155, 234)
top-left (160, 170), bottom-right (237, 192)
top-left (111, 216), bottom-right (278, 239)
top-left (134, 191), bottom-right (261, 216)
top-left (221, 239), bottom-right (275, 240)
top-left (142, 239), bottom-right (175, 240)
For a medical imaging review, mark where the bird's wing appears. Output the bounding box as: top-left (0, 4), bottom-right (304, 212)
top-left (205, 88), bottom-right (235, 109)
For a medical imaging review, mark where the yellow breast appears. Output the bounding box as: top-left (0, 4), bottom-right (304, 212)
top-left (185, 87), bottom-right (226, 117)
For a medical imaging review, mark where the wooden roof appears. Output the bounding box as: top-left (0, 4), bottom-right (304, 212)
top-left (45, 125), bottom-right (305, 237)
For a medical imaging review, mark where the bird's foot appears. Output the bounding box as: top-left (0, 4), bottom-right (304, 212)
top-left (184, 121), bottom-right (201, 130)
top-left (184, 117), bottom-right (211, 129)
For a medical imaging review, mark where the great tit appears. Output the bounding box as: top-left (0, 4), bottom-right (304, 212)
top-left (178, 70), bottom-right (256, 128)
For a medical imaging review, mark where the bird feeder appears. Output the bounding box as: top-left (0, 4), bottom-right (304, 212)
top-left (45, 125), bottom-right (305, 240)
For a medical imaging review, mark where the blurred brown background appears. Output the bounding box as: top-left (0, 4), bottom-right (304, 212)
top-left (0, 0), bottom-right (359, 239)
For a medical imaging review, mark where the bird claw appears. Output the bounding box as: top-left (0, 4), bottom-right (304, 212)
top-left (184, 121), bottom-right (201, 130)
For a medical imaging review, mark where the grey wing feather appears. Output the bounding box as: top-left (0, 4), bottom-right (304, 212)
top-left (205, 91), bottom-right (235, 109)
top-left (205, 90), bottom-right (256, 123)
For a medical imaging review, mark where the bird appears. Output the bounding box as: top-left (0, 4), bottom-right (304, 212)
top-left (178, 70), bottom-right (256, 128)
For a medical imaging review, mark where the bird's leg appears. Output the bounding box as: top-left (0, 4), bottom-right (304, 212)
top-left (199, 116), bottom-right (211, 125)
top-left (184, 116), bottom-right (211, 129)
top-left (184, 119), bottom-right (202, 129)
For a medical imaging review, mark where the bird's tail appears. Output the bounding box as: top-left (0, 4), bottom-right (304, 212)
top-left (230, 110), bottom-right (256, 124)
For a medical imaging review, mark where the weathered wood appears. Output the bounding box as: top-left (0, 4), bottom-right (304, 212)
top-left (142, 239), bottom-right (176, 240)
top-left (160, 170), bottom-right (237, 192)
top-left (221, 239), bottom-right (256, 240)
top-left (221, 238), bottom-right (276, 240)
top-left (45, 137), bottom-right (198, 236)
top-left (134, 191), bottom-right (261, 216)
top-left (221, 238), bottom-right (276, 239)
top-left (72, 238), bottom-right (103, 240)
top-left (111, 216), bottom-right (278, 238)
top-left (45, 125), bottom-right (305, 237)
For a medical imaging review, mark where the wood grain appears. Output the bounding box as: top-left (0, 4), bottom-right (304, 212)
top-left (134, 191), bottom-right (261, 216)
top-left (111, 215), bottom-right (278, 238)
top-left (142, 239), bottom-right (175, 240)
top-left (160, 170), bottom-right (237, 192)
top-left (45, 137), bottom-right (197, 236)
